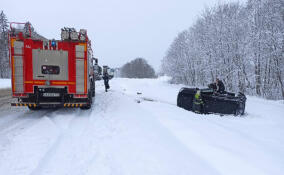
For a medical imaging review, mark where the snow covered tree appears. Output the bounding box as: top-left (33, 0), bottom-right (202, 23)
top-left (161, 0), bottom-right (284, 99)
top-left (0, 10), bottom-right (9, 78)
top-left (120, 58), bottom-right (156, 78)
top-left (246, 0), bottom-right (284, 99)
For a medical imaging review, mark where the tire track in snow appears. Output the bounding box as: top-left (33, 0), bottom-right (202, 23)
top-left (1, 84), bottom-right (120, 175)
top-left (0, 109), bottom-right (57, 140)
top-left (27, 100), bottom-right (120, 175)
top-left (29, 107), bottom-right (93, 175)
top-left (0, 111), bottom-right (60, 175)
top-left (71, 89), bottom-right (123, 175)
top-left (41, 87), bottom-right (124, 175)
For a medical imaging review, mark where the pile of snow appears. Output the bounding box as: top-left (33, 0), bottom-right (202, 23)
top-left (0, 79), bottom-right (11, 89)
top-left (0, 77), bottom-right (283, 175)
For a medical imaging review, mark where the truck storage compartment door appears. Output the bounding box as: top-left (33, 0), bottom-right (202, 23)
top-left (76, 59), bottom-right (85, 93)
top-left (32, 50), bottom-right (68, 80)
top-left (13, 41), bottom-right (24, 93)
top-left (76, 45), bottom-right (85, 94)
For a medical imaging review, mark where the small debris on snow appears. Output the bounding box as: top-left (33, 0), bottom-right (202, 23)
top-left (141, 97), bottom-right (155, 102)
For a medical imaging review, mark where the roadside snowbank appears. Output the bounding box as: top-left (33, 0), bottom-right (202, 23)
top-left (0, 79), bottom-right (11, 89)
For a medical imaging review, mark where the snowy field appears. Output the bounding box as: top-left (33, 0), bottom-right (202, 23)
top-left (0, 77), bottom-right (283, 175)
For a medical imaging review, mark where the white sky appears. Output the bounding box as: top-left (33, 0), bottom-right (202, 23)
top-left (2, 0), bottom-right (246, 71)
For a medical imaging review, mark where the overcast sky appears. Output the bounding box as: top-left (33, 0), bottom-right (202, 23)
top-left (2, 0), bottom-right (245, 71)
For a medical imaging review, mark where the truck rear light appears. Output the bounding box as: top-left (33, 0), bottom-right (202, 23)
top-left (74, 94), bottom-right (88, 98)
top-left (13, 93), bottom-right (28, 97)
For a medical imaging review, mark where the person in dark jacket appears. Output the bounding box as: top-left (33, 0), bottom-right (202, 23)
top-left (208, 83), bottom-right (217, 91)
top-left (216, 78), bottom-right (225, 93)
top-left (102, 72), bottom-right (110, 92)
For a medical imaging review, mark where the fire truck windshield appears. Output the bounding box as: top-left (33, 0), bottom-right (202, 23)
top-left (42, 65), bottom-right (60, 75)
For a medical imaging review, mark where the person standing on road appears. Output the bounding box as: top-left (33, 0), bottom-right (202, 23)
top-left (102, 69), bottom-right (110, 92)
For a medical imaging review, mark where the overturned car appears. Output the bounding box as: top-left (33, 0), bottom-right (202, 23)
top-left (177, 87), bottom-right (246, 116)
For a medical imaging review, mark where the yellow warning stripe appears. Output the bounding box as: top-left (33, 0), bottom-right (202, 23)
top-left (62, 103), bottom-right (84, 108)
top-left (15, 103), bottom-right (34, 107)
top-left (14, 103), bottom-right (85, 108)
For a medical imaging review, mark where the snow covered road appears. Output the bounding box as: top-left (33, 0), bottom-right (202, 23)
top-left (0, 78), bottom-right (283, 175)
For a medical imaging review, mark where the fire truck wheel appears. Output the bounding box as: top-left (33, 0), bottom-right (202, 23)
top-left (80, 92), bottom-right (92, 110)
top-left (91, 81), bottom-right (95, 97)
top-left (92, 88), bottom-right (95, 97)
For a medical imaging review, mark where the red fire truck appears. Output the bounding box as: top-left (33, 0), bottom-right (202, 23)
top-left (9, 22), bottom-right (95, 110)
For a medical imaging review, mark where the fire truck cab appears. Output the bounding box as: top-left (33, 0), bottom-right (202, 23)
top-left (9, 23), bottom-right (95, 109)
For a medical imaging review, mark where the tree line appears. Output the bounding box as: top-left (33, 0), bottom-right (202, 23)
top-left (120, 58), bottom-right (156, 78)
top-left (161, 0), bottom-right (284, 100)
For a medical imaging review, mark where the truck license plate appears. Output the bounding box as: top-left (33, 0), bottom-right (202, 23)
top-left (43, 93), bottom-right (60, 97)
